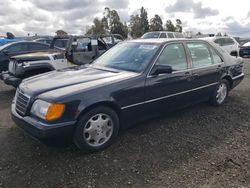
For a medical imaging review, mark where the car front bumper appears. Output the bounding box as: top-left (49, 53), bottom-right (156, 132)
top-left (11, 103), bottom-right (77, 139)
top-left (0, 71), bottom-right (22, 87)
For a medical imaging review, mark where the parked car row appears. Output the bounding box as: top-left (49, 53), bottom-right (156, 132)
top-left (0, 34), bottom-right (123, 87)
top-left (9, 38), bottom-right (244, 152)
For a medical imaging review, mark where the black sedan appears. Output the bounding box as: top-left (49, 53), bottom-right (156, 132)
top-left (11, 39), bottom-right (244, 152)
top-left (0, 41), bottom-right (50, 72)
top-left (240, 42), bottom-right (250, 57)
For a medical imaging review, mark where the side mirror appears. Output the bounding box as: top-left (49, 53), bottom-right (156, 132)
top-left (230, 51), bottom-right (238, 57)
top-left (151, 65), bottom-right (173, 75)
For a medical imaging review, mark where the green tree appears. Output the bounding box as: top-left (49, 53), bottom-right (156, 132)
top-left (175, 19), bottom-right (182, 32)
top-left (139, 7), bottom-right (149, 34)
top-left (55, 30), bottom-right (68, 36)
top-left (86, 18), bottom-right (106, 35)
top-left (129, 14), bottom-right (141, 38)
top-left (165, 20), bottom-right (175, 32)
top-left (103, 7), bottom-right (128, 38)
top-left (6, 32), bottom-right (15, 39)
top-left (150, 14), bottom-right (163, 31)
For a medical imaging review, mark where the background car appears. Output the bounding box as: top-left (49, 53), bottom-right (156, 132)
top-left (0, 38), bottom-right (20, 46)
top-left (204, 36), bottom-right (240, 57)
top-left (1, 35), bottom-right (123, 87)
top-left (141, 31), bottom-right (185, 39)
top-left (239, 42), bottom-right (250, 57)
top-left (0, 41), bottom-right (50, 72)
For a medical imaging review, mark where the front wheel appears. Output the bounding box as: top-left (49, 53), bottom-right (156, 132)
top-left (73, 106), bottom-right (119, 152)
top-left (210, 80), bottom-right (229, 106)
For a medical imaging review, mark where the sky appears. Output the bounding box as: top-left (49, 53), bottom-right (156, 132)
top-left (0, 0), bottom-right (250, 37)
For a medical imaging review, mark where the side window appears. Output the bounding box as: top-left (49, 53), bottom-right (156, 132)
top-left (159, 33), bottom-right (167, 38)
top-left (29, 43), bottom-right (49, 51)
top-left (175, 33), bottom-right (184, 38)
top-left (6, 43), bottom-right (28, 53)
top-left (214, 39), bottom-right (222, 46)
top-left (187, 42), bottom-right (213, 68)
top-left (157, 43), bottom-right (187, 71)
top-left (224, 38), bottom-right (235, 45)
top-left (54, 39), bottom-right (68, 49)
top-left (210, 47), bottom-right (223, 64)
top-left (167, 33), bottom-right (175, 38)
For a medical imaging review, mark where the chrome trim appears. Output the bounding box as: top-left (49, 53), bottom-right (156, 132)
top-left (232, 73), bottom-right (244, 80)
top-left (121, 82), bottom-right (218, 110)
top-left (15, 89), bottom-right (31, 116)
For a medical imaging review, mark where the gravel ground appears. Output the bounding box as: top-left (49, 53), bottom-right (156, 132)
top-left (0, 59), bottom-right (249, 188)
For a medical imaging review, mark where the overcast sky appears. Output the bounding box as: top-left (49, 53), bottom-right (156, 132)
top-left (0, 0), bottom-right (250, 37)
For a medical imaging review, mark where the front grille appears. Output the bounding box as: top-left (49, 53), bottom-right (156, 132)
top-left (15, 89), bottom-right (30, 116)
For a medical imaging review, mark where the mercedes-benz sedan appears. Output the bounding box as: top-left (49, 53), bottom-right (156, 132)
top-left (11, 39), bottom-right (244, 152)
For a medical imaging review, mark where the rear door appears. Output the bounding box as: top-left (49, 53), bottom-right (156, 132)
top-left (185, 41), bottom-right (223, 102)
top-left (145, 42), bottom-right (193, 116)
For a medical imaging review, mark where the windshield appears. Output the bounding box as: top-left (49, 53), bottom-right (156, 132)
top-left (92, 42), bottom-right (160, 72)
top-left (141, 32), bottom-right (160, 39)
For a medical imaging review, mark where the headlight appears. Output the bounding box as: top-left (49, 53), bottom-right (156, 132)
top-left (31, 100), bottom-right (65, 122)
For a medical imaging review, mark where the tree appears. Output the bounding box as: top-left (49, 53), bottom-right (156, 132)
top-left (149, 14), bottom-right (163, 31)
top-left (55, 30), bottom-right (68, 36)
top-left (175, 19), bottom-right (182, 32)
top-left (139, 7), bottom-right (149, 34)
top-left (165, 20), bottom-right (175, 32)
top-left (216, 32), bottom-right (222, 36)
top-left (86, 18), bottom-right (106, 35)
top-left (103, 7), bottom-right (128, 38)
top-left (129, 14), bottom-right (142, 38)
top-left (6, 32), bottom-right (15, 39)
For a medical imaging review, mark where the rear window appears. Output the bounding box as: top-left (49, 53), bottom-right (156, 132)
top-left (141, 32), bottom-right (160, 39)
top-left (214, 38), bottom-right (235, 46)
top-left (224, 38), bottom-right (235, 45)
top-left (167, 33), bottom-right (175, 38)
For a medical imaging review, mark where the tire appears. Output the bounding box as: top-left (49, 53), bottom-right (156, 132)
top-left (210, 79), bottom-right (229, 106)
top-left (73, 106), bottom-right (119, 152)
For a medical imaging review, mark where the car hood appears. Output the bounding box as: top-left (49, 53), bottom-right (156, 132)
top-left (19, 66), bottom-right (138, 97)
top-left (12, 50), bottom-right (62, 62)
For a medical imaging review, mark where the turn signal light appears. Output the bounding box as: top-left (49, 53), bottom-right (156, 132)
top-left (45, 104), bottom-right (65, 122)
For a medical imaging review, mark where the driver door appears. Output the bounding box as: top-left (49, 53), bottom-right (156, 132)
top-left (144, 42), bottom-right (193, 116)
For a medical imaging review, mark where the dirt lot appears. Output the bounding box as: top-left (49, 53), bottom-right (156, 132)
top-left (0, 59), bottom-right (249, 188)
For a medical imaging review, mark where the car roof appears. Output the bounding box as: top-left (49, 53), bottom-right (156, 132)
top-left (0, 41), bottom-right (49, 50)
top-left (128, 38), bottom-right (209, 44)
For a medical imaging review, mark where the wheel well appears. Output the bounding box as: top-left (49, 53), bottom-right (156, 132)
top-left (222, 75), bottom-right (233, 89)
top-left (77, 101), bottom-right (121, 120)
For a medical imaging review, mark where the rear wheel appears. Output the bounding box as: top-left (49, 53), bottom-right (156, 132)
top-left (73, 106), bottom-right (119, 152)
top-left (210, 80), bottom-right (229, 106)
